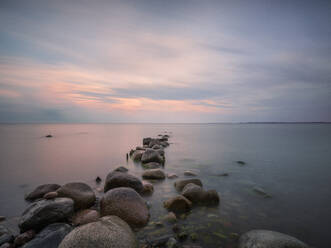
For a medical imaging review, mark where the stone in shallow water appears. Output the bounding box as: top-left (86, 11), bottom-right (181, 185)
top-left (141, 181), bottom-right (154, 195)
top-left (0, 225), bottom-right (13, 246)
top-left (131, 150), bottom-right (145, 161)
top-left (142, 162), bottom-right (162, 169)
top-left (238, 230), bottom-right (309, 248)
top-left (141, 149), bottom-right (164, 164)
top-left (174, 179), bottom-right (203, 192)
top-left (184, 171), bottom-right (197, 176)
top-left (142, 169), bottom-right (166, 180)
top-left (164, 195), bottom-right (192, 213)
top-left (104, 171), bottom-right (143, 193)
top-left (25, 184), bottom-right (61, 201)
top-left (14, 230), bottom-right (35, 247)
top-left (181, 183), bottom-right (204, 203)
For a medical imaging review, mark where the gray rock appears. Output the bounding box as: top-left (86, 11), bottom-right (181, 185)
top-left (142, 162), bottom-right (162, 169)
top-left (104, 171), bottom-right (143, 194)
top-left (0, 217), bottom-right (5, 222)
top-left (100, 187), bottom-right (149, 228)
top-left (152, 144), bottom-right (161, 150)
top-left (19, 198), bottom-right (74, 232)
top-left (141, 181), bottom-right (154, 195)
top-left (174, 179), bottom-right (203, 192)
top-left (113, 166), bottom-right (129, 173)
top-left (142, 169), bottom-right (166, 180)
top-left (181, 183), bottom-right (204, 203)
top-left (22, 223), bottom-right (72, 248)
top-left (0, 226), bottom-right (13, 246)
top-left (43, 191), bottom-right (58, 200)
top-left (25, 184), bottom-right (61, 201)
top-left (0, 243), bottom-right (13, 248)
top-left (14, 230), bottom-right (35, 247)
top-left (72, 209), bottom-right (99, 226)
top-left (167, 173), bottom-right (178, 179)
top-left (164, 195), bottom-right (192, 213)
top-left (141, 149), bottom-right (164, 164)
top-left (143, 137), bottom-right (152, 146)
top-left (57, 182), bottom-right (96, 210)
top-left (131, 150), bottom-right (145, 161)
top-left (59, 216), bottom-right (137, 248)
top-left (238, 230), bottom-right (309, 248)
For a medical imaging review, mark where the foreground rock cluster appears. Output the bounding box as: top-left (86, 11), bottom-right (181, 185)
top-left (0, 133), bottom-right (310, 248)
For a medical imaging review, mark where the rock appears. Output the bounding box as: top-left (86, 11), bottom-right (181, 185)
top-left (160, 141), bottom-right (170, 147)
top-left (253, 186), bottom-right (272, 198)
top-left (0, 243), bottom-right (13, 248)
top-left (181, 183), bottom-right (204, 203)
top-left (141, 181), bottom-right (154, 195)
top-left (25, 184), bottom-right (61, 201)
top-left (166, 237), bottom-right (178, 248)
top-left (114, 166), bottom-right (129, 173)
top-left (143, 137), bottom-right (153, 146)
top-left (72, 209), bottom-right (99, 226)
top-left (142, 169), bottom-right (166, 180)
top-left (217, 173), bottom-right (229, 177)
top-left (22, 223), bottom-right (72, 248)
top-left (142, 162), bottom-right (162, 169)
top-left (163, 212), bottom-right (177, 223)
top-left (43, 191), bottom-right (58, 200)
top-left (164, 195), bottom-right (192, 213)
top-left (182, 245), bottom-right (202, 248)
top-left (0, 217), bottom-right (5, 222)
top-left (237, 161), bottom-right (246, 165)
top-left (131, 150), bottom-right (145, 161)
top-left (156, 149), bottom-right (165, 157)
top-left (100, 187), bottom-right (149, 228)
top-left (14, 230), bottom-right (35, 247)
top-left (0, 226), bottom-right (13, 246)
top-left (177, 231), bottom-right (188, 241)
top-left (45, 134), bottom-right (53, 138)
top-left (136, 146), bottom-right (146, 151)
top-left (184, 171), bottom-right (197, 176)
top-left (174, 179), bottom-right (203, 192)
top-left (190, 233), bottom-right (198, 241)
top-left (146, 235), bottom-right (173, 247)
top-left (129, 149), bottom-right (135, 156)
top-left (152, 144), bottom-right (161, 150)
top-left (59, 216), bottom-right (137, 248)
top-left (200, 190), bottom-right (220, 205)
top-left (19, 198), bottom-right (74, 232)
top-left (167, 173), bottom-right (178, 179)
top-left (95, 176), bottom-right (102, 183)
top-left (238, 230), bottom-right (309, 248)
top-left (57, 182), bottom-right (96, 210)
top-left (141, 149), bottom-right (164, 164)
top-left (104, 171), bottom-right (143, 193)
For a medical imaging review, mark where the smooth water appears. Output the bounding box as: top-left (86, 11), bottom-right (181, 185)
top-left (0, 124), bottom-right (330, 247)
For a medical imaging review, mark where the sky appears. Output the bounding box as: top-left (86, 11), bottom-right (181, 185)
top-left (0, 0), bottom-right (330, 123)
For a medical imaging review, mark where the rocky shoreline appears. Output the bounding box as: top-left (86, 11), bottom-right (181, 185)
top-left (0, 133), bottom-right (310, 248)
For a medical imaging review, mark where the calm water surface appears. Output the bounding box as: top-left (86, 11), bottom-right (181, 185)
top-left (0, 124), bottom-right (331, 247)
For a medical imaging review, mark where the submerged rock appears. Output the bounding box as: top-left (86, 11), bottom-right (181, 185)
top-left (167, 173), bottom-right (178, 179)
top-left (72, 209), bottom-right (99, 226)
top-left (143, 137), bottom-right (153, 146)
top-left (142, 169), bottom-right (166, 180)
top-left (174, 179), bottom-right (203, 192)
top-left (253, 186), bottom-right (272, 198)
top-left (104, 171), bottom-right (143, 194)
top-left (57, 182), bottom-right (96, 210)
top-left (45, 135), bottom-right (53, 138)
top-left (22, 223), bottom-right (72, 248)
top-left (141, 149), bottom-right (164, 164)
top-left (0, 217), bottom-right (5, 222)
top-left (25, 184), bottom-right (61, 201)
top-left (200, 190), bottom-right (220, 205)
top-left (0, 225), bottom-right (13, 246)
top-left (184, 171), bottom-right (197, 177)
top-left (142, 162), bottom-right (162, 169)
top-left (19, 198), bottom-right (74, 232)
top-left (163, 212), bottom-right (177, 223)
top-left (237, 161), bottom-right (246, 165)
top-left (238, 230), bottom-right (309, 248)
top-left (59, 216), bottom-right (137, 248)
top-left (100, 187), bottom-right (149, 228)
top-left (164, 195), bottom-right (192, 213)
top-left (181, 183), bottom-right (204, 203)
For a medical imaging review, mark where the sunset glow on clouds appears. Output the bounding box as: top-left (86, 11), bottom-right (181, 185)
top-left (0, 0), bottom-right (330, 122)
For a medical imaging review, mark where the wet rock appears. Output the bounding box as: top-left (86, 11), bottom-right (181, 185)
top-left (0, 243), bottom-right (13, 248)
top-left (104, 171), bottom-right (143, 194)
top-left (156, 149), bottom-right (165, 157)
top-left (14, 230), bottom-right (35, 247)
top-left (164, 195), bottom-right (192, 213)
top-left (174, 179), bottom-right (203, 192)
top-left (22, 223), bottom-right (72, 248)
top-left (142, 169), bottom-right (166, 180)
top-left (177, 231), bottom-right (188, 241)
top-left (95, 176), bottom-right (102, 183)
top-left (129, 149), bottom-right (135, 156)
top-left (136, 146), bottom-right (146, 151)
top-left (72, 209), bottom-right (99, 226)
top-left (184, 171), bottom-right (197, 177)
top-left (217, 173), bottom-right (229, 177)
top-left (100, 187), bottom-right (149, 228)
top-left (143, 137), bottom-right (153, 146)
top-left (152, 144), bottom-right (161, 150)
top-left (253, 186), bottom-right (272, 198)
top-left (200, 190), bottom-right (220, 205)
top-left (166, 237), bottom-right (178, 248)
top-left (59, 216), bottom-right (137, 248)
top-left (0, 217), bottom-right (5, 222)
top-left (167, 173), bottom-right (178, 179)
top-left (181, 183), bottom-right (204, 203)
top-left (131, 150), bottom-right (145, 162)
top-left (238, 230), bottom-right (309, 248)
top-left (19, 198), bottom-right (74, 232)
top-left (163, 212), bottom-right (177, 223)
top-left (114, 166), bottom-right (129, 173)
top-left (25, 184), bottom-right (61, 201)
top-left (190, 233), bottom-right (198, 241)
top-left (57, 182), bottom-right (96, 210)
top-left (142, 162), bottom-right (162, 169)
top-left (141, 149), bottom-right (164, 164)
top-left (43, 191), bottom-right (58, 200)
top-left (0, 226), bottom-right (13, 246)
top-left (237, 161), bottom-right (246, 165)
top-left (141, 181), bottom-right (154, 195)
top-left (45, 134), bottom-right (53, 138)
top-left (160, 141), bottom-right (170, 147)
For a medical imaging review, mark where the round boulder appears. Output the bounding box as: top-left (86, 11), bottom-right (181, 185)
top-left (164, 195), bottom-right (192, 213)
top-left (181, 183), bottom-right (204, 203)
top-left (19, 198), bottom-right (74, 232)
top-left (174, 179), bottom-right (203, 192)
top-left (25, 184), bottom-right (61, 201)
top-left (100, 187), bottom-right (149, 228)
top-left (142, 169), bottom-right (166, 180)
top-left (113, 166), bottom-right (129, 173)
top-left (72, 209), bottom-right (100, 226)
top-left (238, 230), bottom-right (309, 248)
top-left (131, 150), bottom-right (144, 162)
top-left (142, 162), bottom-right (161, 169)
top-left (141, 181), bottom-right (154, 195)
top-left (104, 171), bottom-right (143, 193)
top-left (141, 149), bottom-right (164, 164)
top-left (59, 216), bottom-right (137, 248)
top-left (57, 182), bottom-right (96, 210)
top-left (201, 190), bottom-right (220, 205)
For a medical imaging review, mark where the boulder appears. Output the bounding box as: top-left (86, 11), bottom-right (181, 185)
top-left (174, 179), bottom-right (203, 192)
top-left (22, 223), bottom-right (72, 248)
top-left (141, 182), bottom-right (154, 195)
top-left (167, 173), bottom-right (178, 179)
top-left (141, 149), bottom-right (164, 164)
top-left (238, 230), bottom-right (309, 248)
top-left (152, 144), bottom-right (161, 150)
top-left (181, 183), bottom-right (204, 203)
top-left (200, 190), bottom-right (220, 205)
top-left (72, 209), bottom-right (99, 226)
top-left (142, 169), bottom-right (166, 180)
top-left (59, 216), bottom-right (137, 248)
top-left (100, 187), bottom-right (149, 228)
top-left (43, 191), bottom-right (58, 200)
top-left (0, 225), bottom-right (13, 246)
top-left (163, 212), bottom-right (177, 223)
top-left (143, 137), bottom-right (152, 146)
top-left (25, 184), bottom-right (61, 201)
top-left (135, 146), bottom-right (146, 151)
top-left (131, 150), bottom-right (145, 162)
top-left (142, 162), bottom-right (162, 169)
top-left (56, 182), bottom-right (96, 210)
top-left (14, 230), bottom-right (35, 247)
top-left (164, 195), bottom-right (192, 213)
top-left (19, 198), bottom-right (74, 232)
top-left (104, 171), bottom-right (143, 193)
top-left (113, 166), bottom-right (128, 173)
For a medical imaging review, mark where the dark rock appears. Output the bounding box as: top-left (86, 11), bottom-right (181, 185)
top-left (172, 224), bottom-right (181, 233)
top-left (45, 135), bottom-right (53, 138)
top-left (163, 212), bottom-right (177, 223)
top-left (177, 231), bottom-right (188, 241)
top-left (0, 217), bottom-right (5, 222)
top-left (182, 245), bottom-right (202, 248)
top-left (100, 187), bottom-right (149, 228)
top-left (25, 184), bottom-right (61, 201)
top-left (152, 144), bottom-right (161, 150)
top-left (72, 209), bottom-right (99, 226)
top-left (57, 182), bottom-right (96, 210)
top-left (95, 177), bottom-right (102, 184)
top-left (200, 190), bottom-right (220, 205)
top-left (164, 195), bottom-right (192, 213)
top-left (0, 243), bottom-right (14, 248)
top-left (146, 234), bottom-right (173, 247)
top-left (19, 198), bottom-right (74, 232)
top-left (0, 225), bottom-right (13, 246)
top-left (129, 149), bottom-right (135, 156)
top-left (217, 173), bottom-right (229, 177)
top-left (104, 171), bottom-right (143, 193)
top-left (184, 171), bottom-right (197, 176)
top-left (22, 223), bottom-right (72, 248)
top-left (166, 237), bottom-right (178, 248)
top-left (238, 230), bottom-right (309, 248)
top-left (174, 179), bottom-right (203, 192)
top-left (136, 146), bottom-right (146, 151)
top-left (59, 216), bottom-right (137, 248)
top-left (142, 169), bottom-right (166, 180)
top-left (142, 162), bottom-right (162, 169)
top-left (181, 183), bottom-right (204, 203)
top-left (167, 173), bottom-right (178, 179)
top-left (143, 137), bottom-right (153, 146)
top-left (131, 150), bottom-right (145, 162)
top-left (43, 191), bottom-right (58, 200)
top-left (14, 230), bottom-right (35, 247)
top-left (141, 181), bottom-right (154, 195)
top-left (141, 149), bottom-right (164, 164)
top-left (237, 161), bottom-right (246, 165)
top-left (114, 166), bottom-right (129, 173)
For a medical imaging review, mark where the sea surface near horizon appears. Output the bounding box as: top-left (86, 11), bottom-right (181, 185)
top-left (0, 123), bottom-right (330, 247)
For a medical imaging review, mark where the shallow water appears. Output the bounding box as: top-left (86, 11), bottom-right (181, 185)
top-left (0, 123), bottom-right (330, 247)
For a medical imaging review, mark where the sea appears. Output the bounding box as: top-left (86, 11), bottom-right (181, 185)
top-left (0, 123), bottom-right (330, 247)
